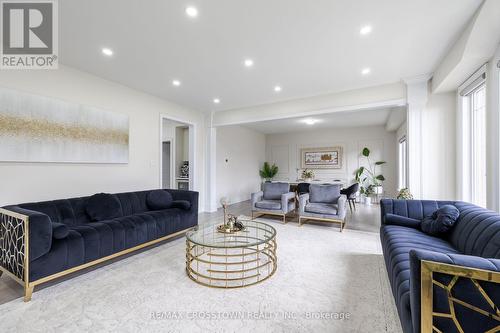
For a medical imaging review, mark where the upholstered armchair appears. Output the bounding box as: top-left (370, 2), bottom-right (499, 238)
top-left (251, 182), bottom-right (295, 224)
top-left (298, 184), bottom-right (347, 231)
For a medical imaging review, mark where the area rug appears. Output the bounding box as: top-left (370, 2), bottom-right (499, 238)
top-left (0, 217), bottom-right (402, 332)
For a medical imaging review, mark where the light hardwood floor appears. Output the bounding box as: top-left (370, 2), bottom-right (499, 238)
top-left (201, 199), bottom-right (382, 233)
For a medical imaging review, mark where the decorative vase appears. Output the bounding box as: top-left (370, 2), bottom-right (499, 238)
top-left (305, 178), bottom-right (312, 182)
top-left (180, 161), bottom-right (189, 178)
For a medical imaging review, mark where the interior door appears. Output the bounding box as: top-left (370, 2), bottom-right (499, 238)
top-left (162, 141), bottom-right (171, 188)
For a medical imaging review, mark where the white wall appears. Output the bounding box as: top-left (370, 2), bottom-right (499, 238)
top-left (0, 65), bottom-right (206, 210)
top-left (216, 125), bottom-right (266, 207)
top-left (396, 121), bottom-right (407, 141)
top-left (421, 89), bottom-right (457, 200)
top-left (265, 126), bottom-right (398, 197)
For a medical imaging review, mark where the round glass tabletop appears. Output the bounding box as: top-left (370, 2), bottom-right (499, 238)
top-left (186, 218), bottom-right (276, 248)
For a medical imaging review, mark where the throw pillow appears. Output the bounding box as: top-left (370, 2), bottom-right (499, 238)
top-left (421, 205), bottom-right (460, 236)
top-left (86, 193), bottom-right (123, 222)
top-left (52, 222), bottom-right (70, 239)
top-left (147, 189), bottom-right (173, 210)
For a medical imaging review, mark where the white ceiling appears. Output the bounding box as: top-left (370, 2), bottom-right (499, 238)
top-left (59, 0), bottom-right (482, 112)
top-left (241, 107), bottom-right (406, 134)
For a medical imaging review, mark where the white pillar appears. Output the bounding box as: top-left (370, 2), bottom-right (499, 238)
top-left (205, 113), bottom-right (218, 212)
top-left (404, 75), bottom-right (430, 199)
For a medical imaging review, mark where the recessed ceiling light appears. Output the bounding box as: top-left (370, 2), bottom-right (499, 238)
top-left (185, 6), bottom-right (198, 18)
top-left (361, 68), bottom-right (371, 75)
top-left (274, 86), bottom-right (282, 92)
top-left (302, 118), bottom-right (320, 125)
top-left (213, 98), bottom-right (220, 104)
top-left (101, 48), bottom-right (113, 56)
top-left (360, 25), bottom-right (372, 35)
top-left (172, 80), bottom-right (181, 87)
top-left (244, 59), bottom-right (254, 67)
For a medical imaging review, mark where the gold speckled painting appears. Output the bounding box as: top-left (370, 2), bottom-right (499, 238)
top-left (0, 88), bottom-right (129, 163)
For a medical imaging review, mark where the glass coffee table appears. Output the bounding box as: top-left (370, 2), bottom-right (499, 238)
top-left (185, 218), bottom-right (277, 288)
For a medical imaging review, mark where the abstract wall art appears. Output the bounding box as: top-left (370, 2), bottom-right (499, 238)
top-left (0, 88), bottom-right (129, 163)
top-left (300, 146), bottom-right (343, 169)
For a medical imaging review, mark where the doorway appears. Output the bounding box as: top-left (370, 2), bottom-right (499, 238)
top-left (162, 141), bottom-right (171, 188)
top-left (160, 115), bottom-right (196, 191)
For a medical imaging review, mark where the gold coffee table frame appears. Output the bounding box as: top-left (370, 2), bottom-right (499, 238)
top-left (186, 220), bottom-right (277, 288)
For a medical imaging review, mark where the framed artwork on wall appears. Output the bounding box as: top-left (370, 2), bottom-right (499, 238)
top-left (300, 146), bottom-right (343, 169)
top-left (0, 87), bottom-right (129, 163)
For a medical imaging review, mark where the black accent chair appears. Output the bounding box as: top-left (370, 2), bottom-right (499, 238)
top-left (340, 183), bottom-right (359, 212)
top-left (296, 182), bottom-right (310, 195)
top-left (295, 182), bottom-right (310, 204)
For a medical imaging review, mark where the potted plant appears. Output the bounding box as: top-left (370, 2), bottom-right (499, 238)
top-left (397, 188), bottom-right (413, 200)
top-left (301, 169), bottom-right (314, 182)
top-left (363, 185), bottom-right (375, 205)
top-left (259, 162), bottom-right (279, 182)
top-left (354, 147), bottom-right (386, 204)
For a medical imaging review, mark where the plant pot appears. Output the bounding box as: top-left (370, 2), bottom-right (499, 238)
top-left (364, 196), bottom-right (373, 205)
top-left (373, 185), bottom-right (383, 195)
top-left (305, 178), bottom-right (312, 182)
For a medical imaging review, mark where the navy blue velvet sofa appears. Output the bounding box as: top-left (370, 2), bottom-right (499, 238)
top-left (0, 189), bottom-right (198, 301)
top-left (380, 199), bottom-right (500, 333)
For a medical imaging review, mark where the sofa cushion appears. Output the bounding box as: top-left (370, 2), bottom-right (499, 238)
top-left (29, 230), bottom-right (85, 281)
top-left (263, 182), bottom-right (289, 200)
top-left (305, 202), bottom-right (338, 215)
top-left (380, 199), bottom-right (457, 221)
top-left (421, 205), bottom-right (459, 236)
top-left (171, 200), bottom-right (191, 210)
top-left (52, 223), bottom-right (69, 239)
top-left (146, 189), bottom-right (173, 210)
top-left (448, 202), bottom-right (500, 258)
top-left (86, 193), bottom-right (123, 222)
top-left (385, 213), bottom-right (421, 229)
top-left (21, 199), bottom-right (77, 225)
top-left (255, 200), bottom-right (281, 210)
top-left (309, 184), bottom-right (341, 204)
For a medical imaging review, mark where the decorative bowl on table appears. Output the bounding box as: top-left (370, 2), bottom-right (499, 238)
top-left (216, 215), bottom-right (245, 234)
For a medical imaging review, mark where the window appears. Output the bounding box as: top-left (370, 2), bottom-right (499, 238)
top-left (469, 84), bottom-right (487, 207)
top-left (398, 136), bottom-right (408, 189)
top-left (460, 70), bottom-right (487, 207)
